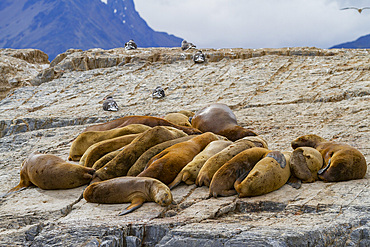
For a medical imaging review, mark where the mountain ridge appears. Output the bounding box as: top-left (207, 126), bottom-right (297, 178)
top-left (0, 0), bottom-right (182, 61)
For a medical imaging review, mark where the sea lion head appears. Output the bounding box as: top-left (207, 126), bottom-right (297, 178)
top-left (291, 134), bottom-right (327, 150)
top-left (151, 180), bottom-right (173, 206)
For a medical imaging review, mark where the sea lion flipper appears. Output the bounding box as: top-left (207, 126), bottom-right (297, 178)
top-left (2, 185), bottom-right (28, 198)
top-left (287, 176), bottom-right (302, 189)
top-left (318, 159), bottom-right (331, 175)
top-left (118, 197), bottom-right (145, 216)
top-left (168, 171), bottom-right (183, 190)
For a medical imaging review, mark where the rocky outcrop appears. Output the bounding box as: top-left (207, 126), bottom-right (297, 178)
top-left (0, 47), bottom-right (369, 246)
top-left (0, 48), bottom-right (49, 100)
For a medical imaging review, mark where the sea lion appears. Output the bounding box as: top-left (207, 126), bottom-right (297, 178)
top-left (177, 110), bottom-right (195, 118)
top-left (290, 147), bottom-right (323, 183)
top-left (92, 126), bottom-right (188, 182)
top-left (235, 151), bottom-right (291, 197)
top-left (291, 134), bottom-right (367, 182)
top-left (69, 124), bottom-right (151, 161)
top-left (241, 136), bottom-right (268, 149)
top-left (191, 103), bottom-right (257, 141)
top-left (7, 151), bottom-right (95, 194)
top-left (79, 134), bottom-right (139, 167)
top-left (169, 140), bottom-right (232, 189)
top-left (209, 147), bottom-right (271, 197)
top-left (127, 135), bottom-right (194, 176)
top-left (164, 112), bottom-right (192, 127)
top-left (92, 149), bottom-right (122, 170)
top-left (83, 176), bottom-right (172, 215)
top-left (196, 138), bottom-right (257, 187)
top-left (137, 132), bottom-right (220, 185)
top-left (82, 115), bottom-right (202, 135)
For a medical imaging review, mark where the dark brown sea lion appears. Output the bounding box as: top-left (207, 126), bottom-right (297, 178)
top-left (168, 140), bottom-right (232, 189)
top-left (291, 134), bottom-right (367, 182)
top-left (191, 103), bottom-right (257, 141)
top-left (91, 126), bottom-right (188, 183)
top-left (290, 147), bottom-right (323, 183)
top-left (137, 132), bottom-right (220, 185)
top-left (82, 115), bottom-right (202, 135)
top-left (83, 176), bottom-right (172, 215)
top-left (196, 138), bottom-right (257, 187)
top-left (234, 151), bottom-right (291, 197)
top-left (79, 134), bottom-right (139, 167)
top-left (68, 124), bottom-right (151, 161)
top-left (209, 147), bottom-right (271, 197)
top-left (7, 151), bottom-right (95, 194)
top-left (127, 135), bottom-right (194, 177)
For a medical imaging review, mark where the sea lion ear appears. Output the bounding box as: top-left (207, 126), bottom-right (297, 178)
top-left (118, 197), bottom-right (145, 216)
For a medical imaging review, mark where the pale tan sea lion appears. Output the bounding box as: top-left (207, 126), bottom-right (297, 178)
top-left (127, 135), bottom-right (194, 176)
top-left (196, 138), bottom-right (257, 187)
top-left (91, 126), bottom-right (188, 182)
top-left (83, 176), bottom-right (172, 215)
top-left (82, 115), bottom-right (202, 135)
top-left (138, 132), bottom-right (220, 185)
top-left (291, 134), bottom-right (367, 182)
top-left (241, 136), bottom-right (268, 149)
top-left (164, 112), bottom-right (192, 127)
top-left (79, 134), bottom-right (139, 167)
top-left (290, 147), bottom-right (323, 183)
top-left (178, 110), bottom-right (195, 118)
top-left (209, 147), bottom-right (271, 197)
top-left (168, 139), bottom-right (232, 189)
top-left (191, 103), bottom-right (257, 141)
top-left (68, 124), bottom-right (151, 161)
top-left (7, 151), bottom-right (95, 194)
top-left (235, 151), bottom-right (291, 197)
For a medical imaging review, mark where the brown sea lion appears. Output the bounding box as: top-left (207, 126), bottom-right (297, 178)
top-left (91, 126), bottom-right (188, 182)
top-left (7, 151), bottom-right (95, 194)
top-left (82, 115), bottom-right (202, 135)
top-left (69, 124), bottom-right (151, 161)
top-left (235, 151), bottom-right (291, 197)
top-left (164, 112), bottom-right (192, 127)
top-left (83, 176), bottom-right (172, 215)
top-left (241, 136), bottom-right (268, 148)
top-left (191, 103), bottom-right (257, 141)
top-left (92, 149), bottom-right (122, 170)
top-left (79, 134), bottom-right (139, 167)
top-left (290, 147), bottom-right (323, 183)
top-left (196, 138), bottom-right (257, 187)
top-left (137, 132), bottom-right (220, 185)
top-left (127, 135), bottom-right (195, 177)
top-left (169, 140), bottom-right (232, 189)
top-left (209, 147), bottom-right (271, 197)
top-left (291, 134), bottom-right (367, 182)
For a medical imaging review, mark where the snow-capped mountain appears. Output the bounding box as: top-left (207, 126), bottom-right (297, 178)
top-left (0, 0), bottom-right (182, 61)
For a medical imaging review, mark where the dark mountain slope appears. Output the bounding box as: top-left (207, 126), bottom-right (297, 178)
top-left (0, 0), bottom-right (182, 61)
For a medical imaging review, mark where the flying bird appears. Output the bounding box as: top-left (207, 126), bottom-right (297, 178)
top-left (102, 96), bottom-right (119, 111)
top-left (340, 7), bottom-right (370, 13)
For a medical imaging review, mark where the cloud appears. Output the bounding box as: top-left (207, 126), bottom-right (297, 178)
top-left (134, 0), bottom-right (370, 48)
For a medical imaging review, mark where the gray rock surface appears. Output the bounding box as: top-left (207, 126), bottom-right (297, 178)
top-left (0, 47), bottom-right (369, 246)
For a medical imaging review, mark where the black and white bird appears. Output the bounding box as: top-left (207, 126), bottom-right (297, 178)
top-left (152, 86), bottom-right (165, 99)
top-left (340, 7), bottom-right (370, 13)
top-left (193, 50), bottom-right (206, 64)
top-left (124, 39), bottom-right (137, 50)
top-left (181, 40), bottom-right (196, 51)
top-left (102, 96), bottom-right (119, 111)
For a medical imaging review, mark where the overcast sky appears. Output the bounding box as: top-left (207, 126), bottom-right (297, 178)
top-left (134, 0), bottom-right (370, 49)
